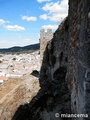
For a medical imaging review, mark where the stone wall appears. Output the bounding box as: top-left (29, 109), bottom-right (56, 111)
top-left (40, 17), bottom-right (69, 88)
top-left (68, 0), bottom-right (90, 118)
top-left (40, 16), bottom-right (73, 118)
top-left (40, 29), bottom-right (53, 59)
top-left (39, 0), bottom-right (90, 119)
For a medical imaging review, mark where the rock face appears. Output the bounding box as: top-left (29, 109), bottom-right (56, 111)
top-left (12, 0), bottom-right (90, 120)
top-left (68, 0), bottom-right (90, 118)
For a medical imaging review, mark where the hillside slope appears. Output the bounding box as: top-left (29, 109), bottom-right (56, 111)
top-left (0, 43), bottom-right (40, 53)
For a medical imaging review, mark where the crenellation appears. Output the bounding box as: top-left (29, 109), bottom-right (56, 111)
top-left (40, 29), bottom-right (53, 40)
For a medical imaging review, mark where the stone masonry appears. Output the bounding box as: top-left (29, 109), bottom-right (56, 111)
top-left (40, 29), bottom-right (53, 60)
top-left (67, 0), bottom-right (90, 119)
top-left (39, 0), bottom-right (90, 119)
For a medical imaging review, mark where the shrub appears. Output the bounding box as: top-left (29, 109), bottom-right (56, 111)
top-left (12, 58), bottom-right (16, 60)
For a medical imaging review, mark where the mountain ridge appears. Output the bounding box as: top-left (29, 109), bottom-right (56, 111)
top-left (0, 43), bottom-right (40, 53)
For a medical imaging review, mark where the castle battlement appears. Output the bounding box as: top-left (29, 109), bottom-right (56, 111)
top-left (40, 29), bottom-right (53, 59)
top-left (40, 29), bottom-right (53, 40)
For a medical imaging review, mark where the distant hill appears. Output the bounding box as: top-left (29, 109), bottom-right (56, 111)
top-left (0, 43), bottom-right (40, 53)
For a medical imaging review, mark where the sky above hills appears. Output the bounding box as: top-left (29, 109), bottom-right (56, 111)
top-left (0, 0), bottom-right (68, 48)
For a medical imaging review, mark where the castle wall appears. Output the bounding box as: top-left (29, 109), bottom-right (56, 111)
top-left (39, 17), bottom-right (71, 119)
top-left (39, 0), bottom-right (90, 119)
top-left (40, 29), bottom-right (53, 59)
top-left (68, 0), bottom-right (90, 118)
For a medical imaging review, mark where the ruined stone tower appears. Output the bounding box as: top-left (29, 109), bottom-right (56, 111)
top-left (40, 29), bottom-right (53, 59)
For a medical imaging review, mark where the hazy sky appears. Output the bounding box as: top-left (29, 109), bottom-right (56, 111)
top-left (0, 0), bottom-right (68, 48)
